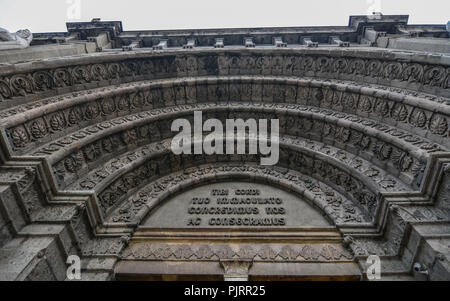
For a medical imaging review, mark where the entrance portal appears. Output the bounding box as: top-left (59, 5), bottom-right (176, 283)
top-left (115, 182), bottom-right (361, 281)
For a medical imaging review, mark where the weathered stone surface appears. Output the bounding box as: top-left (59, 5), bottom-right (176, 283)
top-left (0, 14), bottom-right (449, 281)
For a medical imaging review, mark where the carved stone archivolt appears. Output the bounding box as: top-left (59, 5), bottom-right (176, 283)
top-left (59, 132), bottom-right (414, 227)
top-left (0, 44), bottom-right (449, 280)
top-left (0, 51), bottom-right (449, 106)
top-left (99, 162), bottom-right (370, 226)
top-left (3, 77), bottom-right (448, 155)
top-left (21, 103), bottom-right (432, 189)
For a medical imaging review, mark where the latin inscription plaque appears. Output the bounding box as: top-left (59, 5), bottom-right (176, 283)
top-left (143, 182), bottom-right (331, 228)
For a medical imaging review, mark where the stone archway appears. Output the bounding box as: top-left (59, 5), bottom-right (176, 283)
top-left (0, 15), bottom-right (449, 280)
top-left (115, 179), bottom-right (360, 281)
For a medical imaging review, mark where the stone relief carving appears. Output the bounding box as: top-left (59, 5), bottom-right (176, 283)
top-left (101, 162), bottom-right (369, 225)
top-left (20, 103), bottom-right (429, 192)
top-left (0, 53), bottom-right (449, 104)
top-left (49, 133), bottom-right (393, 221)
top-left (4, 80), bottom-right (446, 157)
top-left (121, 243), bottom-right (353, 262)
top-left (0, 44), bottom-right (448, 280)
top-left (0, 27), bottom-right (33, 50)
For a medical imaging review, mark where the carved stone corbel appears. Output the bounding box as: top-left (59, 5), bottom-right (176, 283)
top-left (244, 37), bottom-right (255, 48)
top-left (183, 39), bottom-right (196, 49)
top-left (153, 39), bottom-right (168, 50)
top-left (273, 36), bottom-right (287, 47)
top-left (220, 259), bottom-right (253, 281)
top-left (302, 37), bottom-right (318, 48)
top-left (329, 36), bottom-right (350, 47)
top-left (214, 38), bottom-right (224, 48)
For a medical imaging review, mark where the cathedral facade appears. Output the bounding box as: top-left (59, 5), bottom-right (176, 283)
top-left (0, 14), bottom-right (449, 281)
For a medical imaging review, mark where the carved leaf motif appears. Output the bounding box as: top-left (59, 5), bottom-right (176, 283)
top-left (236, 246), bottom-right (256, 259)
top-left (367, 60), bottom-right (382, 77)
top-left (101, 98), bottom-right (116, 115)
top-left (316, 57), bottom-right (331, 72)
top-left (30, 120), bottom-right (48, 139)
top-left (409, 109), bottom-right (427, 128)
top-left (383, 62), bottom-right (402, 80)
top-left (10, 127), bottom-right (28, 148)
top-left (107, 63), bottom-right (122, 78)
top-left (115, 95), bottom-right (129, 111)
top-left (391, 149), bottom-right (403, 167)
top-left (343, 93), bottom-right (357, 109)
top-left (331, 90), bottom-right (342, 106)
top-left (85, 102), bottom-right (100, 120)
top-left (173, 245), bottom-right (194, 259)
top-left (379, 179), bottom-right (396, 189)
top-left (79, 180), bottom-right (96, 190)
top-left (83, 143), bottom-right (101, 162)
top-left (0, 79), bottom-right (13, 100)
top-left (300, 56), bottom-right (314, 71)
top-left (68, 107), bottom-right (83, 125)
top-left (358, 96), bottom-right (372, 112)
top-left (53, 68), bottom-right (72, 87)
top-left (335, 127), bottom-right (351, 143)
top-left (10, 74), bottom-right (34, 96)
top-left (72, 66), bottom-right (91, 84)
top-left (258, 246), bottom-right (277, 260)
top-left (49, 113), bottom-right (66, 131)
top-left (332, 58), bottom-right (348, 73)
top-left (121, 129), bottom-right (138, 145)
top-left (374, 100), bottom-right (390, 117)
top-left (279, 245), bottom-right (298, 260)
top-left (424, 66), bottom-right (445, 86)
top-left (359, 136), bottom-right (371, 150)
top-left (314, 88), bottom-right (324, 101)
top-left (391, 103), bottom-right (408, 121)
top-left (153, 245), bottom-right (172, 259)
top-left (320, 245), bottom-right (342, 260)
top-left (402, 63), bottom-right (423, 83)
top-left (364, 168), bottom-right (380, 177)
top-left (131, 244), bottom-right (153, 259)
top-left (216, 245), bottom-right (234, 259)
top-left (273, 85), bottom-right (285, 101)
top-left (300, 245), bottom-right (319, 260)
top-left (32, 71), bottom-right (54, 91)
top-left (64, 154), bottom-right (82, 173)
top-left (379, 144), bottom-right (392, 160)
top-left (429, 114), bottom-right (448, 136)
top-left (349, 59), bottom-right (366, 75)
top-left (400, 155), bottom-right (413, 172)
top-left (90, 64), bottom-right (108, 81)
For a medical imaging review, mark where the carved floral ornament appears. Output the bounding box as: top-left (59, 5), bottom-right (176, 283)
top-left (94, 162), bottom-right (369, 226)
top-left (0, 52), bottom-right (449, 103)
top-left (4, 77), bottom-right (448, 162)
top-left (121, 243), bottom-right (353, 262)
top-left (51, 138), bottom-right (409, 221)
top-left (13, 100), bottom-right (435, 162)
top-left (31, 104), bottom-right (426, 195)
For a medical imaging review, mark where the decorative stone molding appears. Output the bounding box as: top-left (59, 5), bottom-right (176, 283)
top-left (0, 15), bottom-right (449, 280)
top-left (1, 50), bottom-right (449, 106)
top-left (121, 243), bottom-right (353, 262)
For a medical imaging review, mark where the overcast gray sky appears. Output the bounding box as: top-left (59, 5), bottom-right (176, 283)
top-left (0, 0), bottom-right (449, 33)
